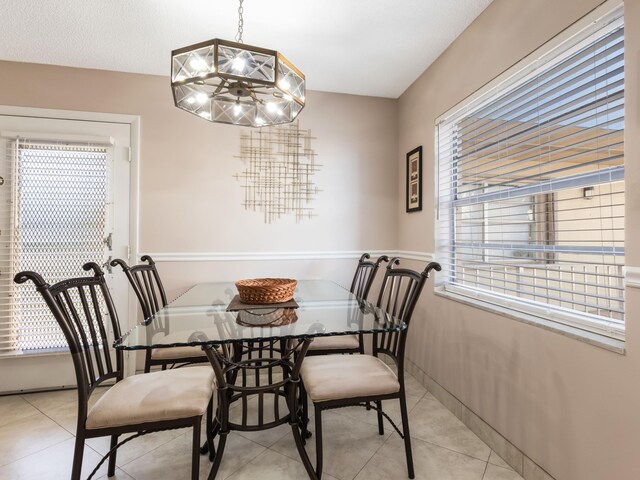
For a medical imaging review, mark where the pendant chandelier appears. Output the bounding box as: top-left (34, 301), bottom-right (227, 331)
top-left (171, 0), bottom-right (305, 127)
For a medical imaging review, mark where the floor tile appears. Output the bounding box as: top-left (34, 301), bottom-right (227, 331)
top-left (462, 406), bottom-right (523, 474)
top-left (21, 386), bottom-right (109, 434)
top-left (0, 412), bottom-right (71, 466)
top-left (85, 428), bottom-right (186, 467)
top-left (0, 370), bottom-right (507, 480)
top-left (0, 395), bottom-right (40, 428)
top-left (329, 374), bottom-right (426, 428)
top-left (355, 435), bottom-right (487, 480)
top-left (407, 393), bottom-right (491, 461)
top-left (121, 431), bottom-right (265, 480)
top-left (271, 410), bottom-right (390, 480)
top-left (96, 468), bottom-right (135, 479)
top-left (228, 393), bottom-right (292, 447)
top-left (483, 463), bottom-right (524, 480)
top-left (489, 450), bottom-right (514, 470)
top-left (0, 437), bottom-right (112, 479)
top-left (21, 388), bottom-right (79, 412)
top-left (227, 448), bottom-right (339, 480)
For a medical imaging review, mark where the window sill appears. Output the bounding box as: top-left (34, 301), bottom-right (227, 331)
top-left (434, 287), bottom-right (625, 355)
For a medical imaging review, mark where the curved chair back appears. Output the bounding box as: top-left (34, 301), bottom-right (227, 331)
top-left (14, 263), bottom-right (123, 416)
top-left (111, 255), bottom-right (168, 320)
top-left (373, 258), bottom-right (441, 369)
top-left (350, 254), bottom-right (389, 301)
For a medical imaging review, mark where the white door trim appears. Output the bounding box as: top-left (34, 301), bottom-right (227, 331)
top-left (0, 105), bottom-right (141, 386)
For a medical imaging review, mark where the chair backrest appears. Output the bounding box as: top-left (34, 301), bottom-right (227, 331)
top-left (14, 263), bottom-right (124, 411)
top-left (349, 253), bottom-right (389, 301)
top-left (373, 258), bottom-right (441, 367)
top-left (111, 255), bottom-right (168, 320)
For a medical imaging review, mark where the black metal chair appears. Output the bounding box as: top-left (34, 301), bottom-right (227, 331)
top-left (14, 263), bottom-right (215, 480)
top-left (111, 255), bottom-right (209, 373)
top-left (298, 258), bottom-right (441, 479)
top-left (306, 253), bottom-right (389, 356)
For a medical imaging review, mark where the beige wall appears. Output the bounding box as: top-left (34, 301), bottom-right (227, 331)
top-left (0, 60), bottom-right (398, 372)
top-left (0, 60), bottom-right (398, 296)
top-left (398, 0), bottom-right (640, 479)
top-left (2, 1), bottom-right (639, 477)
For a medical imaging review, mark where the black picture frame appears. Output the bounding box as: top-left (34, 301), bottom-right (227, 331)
top-left (406, 146), bottom-right (422, 212)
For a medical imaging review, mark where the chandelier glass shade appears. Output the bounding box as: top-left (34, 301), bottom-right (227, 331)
top-left (171, 38), bottom-right (305, 127)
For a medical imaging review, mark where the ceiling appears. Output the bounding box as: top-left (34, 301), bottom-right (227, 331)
top-left (0, 0), bottom-right (492, 98)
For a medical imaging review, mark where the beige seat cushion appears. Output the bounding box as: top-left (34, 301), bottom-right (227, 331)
top-left (86, 366), bottom-right (214, 430)
top-left (151, 345), bottom-right (207, 360)
top-left (308, 334), bottom-right (360, 351)
top-left (300, 354), bottom-right (399, 402)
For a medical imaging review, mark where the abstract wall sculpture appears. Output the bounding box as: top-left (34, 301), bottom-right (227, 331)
top-left (234, 122), bottom-right (320, 224)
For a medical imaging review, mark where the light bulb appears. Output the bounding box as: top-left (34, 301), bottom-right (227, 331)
top-left (233, 57), bottom-right (246, 72)
top-left (283, 94), bottom-right (293, 102)
top-left (266, 102), bottom-right (278, 113)
top-left (186, 96), bottom-right (196, 104)
top-left (255, 116), bottom-right (265, 126)
top-left (277, 109), bottom-right (284, 116)
top-left (234, 104), bottom-right (242, 116)
top-left (278, 79), bottom-right (290, 90)
top-left (190, 57), bottom-right (208, 72)
top-left (195, 92), bottom-right (208, 104)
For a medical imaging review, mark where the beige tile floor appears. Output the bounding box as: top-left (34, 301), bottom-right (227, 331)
top-left (0, 373), bottom-right (523, 480)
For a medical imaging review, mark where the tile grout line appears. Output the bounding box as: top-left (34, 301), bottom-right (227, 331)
top-left (220, 433), bottom-right (270, 480)
top-left (481, 460), bottom-right (489, 480)
top-left (0, 436), bottom-right (71, 469)
top-left (0, 395), bottom-right (75, 468)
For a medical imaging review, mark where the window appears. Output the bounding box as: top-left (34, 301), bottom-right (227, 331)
top-left (0, 138), bottom-right (112, 353)
top-left (436, 4), bottom-right (624, 339)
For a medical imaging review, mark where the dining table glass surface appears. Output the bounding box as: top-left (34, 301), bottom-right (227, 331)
top-left (114, 279), bottom-right (407, 350)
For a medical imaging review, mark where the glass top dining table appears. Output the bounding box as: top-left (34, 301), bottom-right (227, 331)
top-left (114, 279), bottom-right (407, 480)
top-left (114, 279), bottom-right (407, 350)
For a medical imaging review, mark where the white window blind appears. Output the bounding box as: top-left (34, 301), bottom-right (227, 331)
top-left (436, 5), bottom-right (624, 338)
top-left (0, 139), bottom-right (111, 353)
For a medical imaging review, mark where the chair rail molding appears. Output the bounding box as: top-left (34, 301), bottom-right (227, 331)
top-left (141, 250), bottom-right (435, 263)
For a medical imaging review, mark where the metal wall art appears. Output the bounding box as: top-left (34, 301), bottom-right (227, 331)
top-left (235, 122), bottom-right (320, 223)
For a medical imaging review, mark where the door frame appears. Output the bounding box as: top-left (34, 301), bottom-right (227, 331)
top-left (0, 106), bottom-right (141, 388)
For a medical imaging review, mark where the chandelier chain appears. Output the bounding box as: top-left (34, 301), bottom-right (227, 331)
top-left (236, 0), bottom-right (244, 43)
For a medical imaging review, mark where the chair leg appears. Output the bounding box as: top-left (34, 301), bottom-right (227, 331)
top-left (206, 397), bottom-right (215, 461)
top-left (376, 400), bottom-right (384, 435)
top-left (300, 380), bottom-right (311, 442)
top-left (314, 405), bottom-right (324, 479)
top-left (144, 351), bottom-right (152, 373)
top-left (399, 394), bottom-right (415, 479)
top-left (207, 390), bottom-right (230, 480)
top-left (191, 419), bottom-right (201, 480)
top-left (207, 432), bottom-right (228, 480)
top-left (108, 434), bottom-right (118, 476)
top-left (71, 434), bottom-right (85, 480)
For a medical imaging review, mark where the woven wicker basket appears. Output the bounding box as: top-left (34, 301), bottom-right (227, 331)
top-left (236, 309), bottom-right (298, 327)
top-left (235, 278), bottom-right (297, 305)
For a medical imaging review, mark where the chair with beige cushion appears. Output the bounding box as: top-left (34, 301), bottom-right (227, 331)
top-left (299, 258), bottom-right (441, 479)
top-left (111, 255), bottom-right (209, 372)
top-left (14, 263), bottom-right (214, 480)
top-left (307, 253), bottom-right (389, 356)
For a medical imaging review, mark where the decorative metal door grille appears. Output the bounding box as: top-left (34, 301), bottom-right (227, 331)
top-left (0, 140), bottom-right (110, 352)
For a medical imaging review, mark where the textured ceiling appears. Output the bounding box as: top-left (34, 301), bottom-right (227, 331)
top-left (0, 0), bottom-right (492, 98)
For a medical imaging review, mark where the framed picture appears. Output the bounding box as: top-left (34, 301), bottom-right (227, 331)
top-left (406, 146), bottom-right (422, 212)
